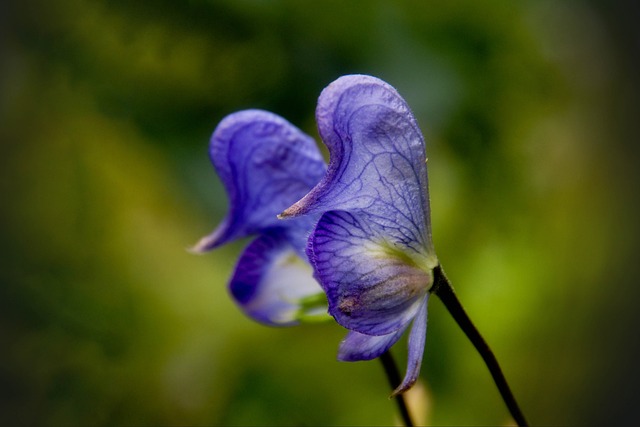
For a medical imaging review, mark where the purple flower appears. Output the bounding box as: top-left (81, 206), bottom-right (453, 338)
top-left (281, 75), bottom-right (438, 394)
top-left (193, 110), bottom-right (328, 325)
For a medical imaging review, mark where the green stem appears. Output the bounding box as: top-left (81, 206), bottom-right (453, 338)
top-left (431, 264), bottom-right (529, 427)
top-left (379, 351), bottom-right (414, 427)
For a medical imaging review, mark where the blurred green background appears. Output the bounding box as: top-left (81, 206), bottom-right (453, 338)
top-left (2, 0), bottom-right (639, 425)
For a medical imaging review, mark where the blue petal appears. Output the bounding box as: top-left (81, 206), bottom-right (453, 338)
top-left (193, 110), bottom-right (326, 252)
top-left (281, 75), bottom-right (435, 261)
top-left (338, 328), bottom-right (407, 362)
top-left (392, 297), bottom-right (428, 396)
top-left (230, 229), bottom-right (323, 326)
top-left (310, 210), bottom-right (433, 336)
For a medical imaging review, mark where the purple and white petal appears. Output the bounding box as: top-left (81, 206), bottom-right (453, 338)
top-left (338, 328), bottom-right (407, 362)
top-left (193, 110), bottom-right (325, 252)
top-left (392, 297), bottom-right (428, 396)
top-left (230, 230), bottom-right (323, 326)
top-left (310, 210), bottom-right (433, 336)
top-left (281, 75), bottom-right (435, 261)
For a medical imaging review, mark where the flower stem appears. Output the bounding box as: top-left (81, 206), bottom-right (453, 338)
top-left (431, 264), bottom-right (529, 427)
top-left (379, 351), bottom-right (415, 427)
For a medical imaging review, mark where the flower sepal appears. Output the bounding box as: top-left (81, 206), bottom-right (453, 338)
top-left (294, 292), bottom-right (333, 324)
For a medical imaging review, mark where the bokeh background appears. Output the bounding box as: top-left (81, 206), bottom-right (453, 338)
top-left (2, 0), bottom-right (639, 425)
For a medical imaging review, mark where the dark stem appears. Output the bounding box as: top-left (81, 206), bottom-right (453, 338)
top-left (431, 264), bottom-right (529, 427)
top-left (379, 351), bottom-right (414, 427)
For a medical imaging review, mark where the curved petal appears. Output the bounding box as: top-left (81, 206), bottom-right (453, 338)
top-left (193, 110), bottom-right (326, 252)
top-left (281, 75), bottom-right (435, 260)
top-left (229, 230), bottom-right (324, 326)
top-left (392, 297), bottom-right (428, 396)
top-left (338, 328), bottom-right (407, 362)
top-left (310, 210), bottom-right (433, 336)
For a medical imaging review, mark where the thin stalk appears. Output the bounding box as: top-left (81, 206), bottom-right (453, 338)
top-left (430, 264), bottom-right (528, 427)
top-left (379, 351), bottom-right (414, 427)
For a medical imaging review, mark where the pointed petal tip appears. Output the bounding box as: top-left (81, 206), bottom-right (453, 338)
top-left (187, 242), bottom-right (211, 255)
top-left (389, 300), bottom-right (428, 398)
top-left (389, 378), bottom-right (417, 398)
top-left (188, 232), bottom-right (223, 254)
top-left (186, 245), bottom-right (205, 255)
top-left (278, 203), bottom-right (304, 219)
